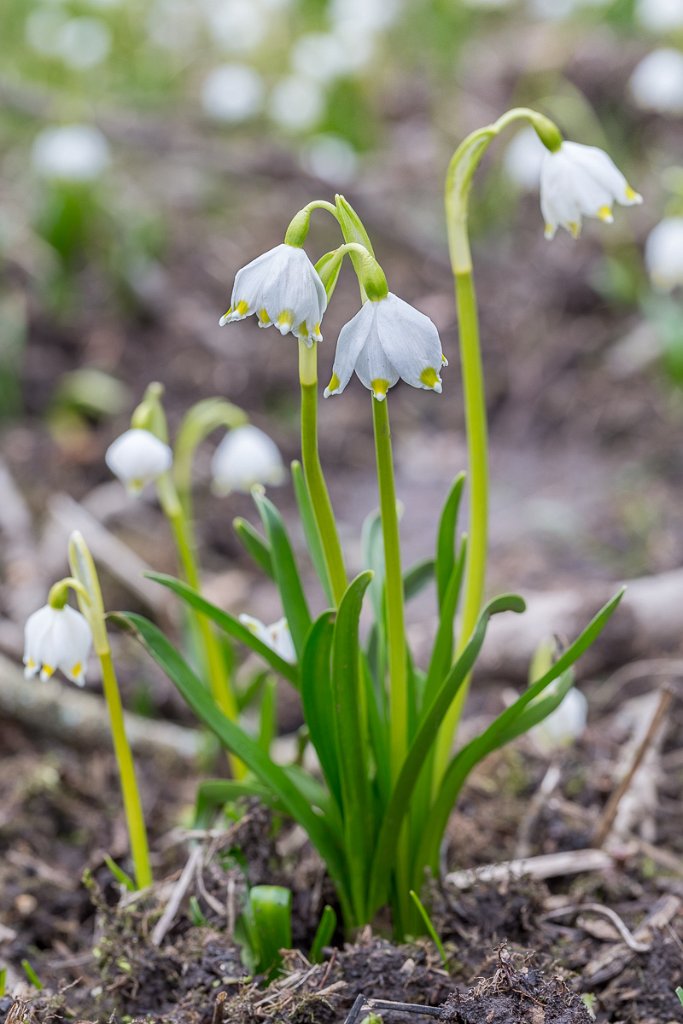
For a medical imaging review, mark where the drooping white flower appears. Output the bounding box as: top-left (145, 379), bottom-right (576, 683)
top-left (200, 64), bottom-right (265, 123)
top-left (540, 141), bottom-right (642, 240)
top-left (630, 49), bottom-right (683, 116)
top-left (105, 428), bottom-right (173, 495)
top-left (31, 124), bottom-right (111, 183)
top-left (211, 424), bottom-right (285, 494)
top-left (531, 687), bottom-right (588, 753)
top-left (645, 217), bottom-right (683, 291)
top-left (324, 293), bottom-right (445, 401)
top-left (239, 614), bottom-right (296, 662)
top-left (24, 603), bottom-right (92, 686)
top-left (503, 126), bottom-right (545, 191)
top-left (219, 243), bottom-right (327, 344)
top-left (635, 0), bottom-right (683, 32)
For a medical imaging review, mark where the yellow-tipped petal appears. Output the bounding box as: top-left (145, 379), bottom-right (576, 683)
top-left (420, 367), bottom-right (441, 391)
top-left (40, 663), bottom-right (55, 681)
top-left (276, 311), bottom-right (294, 333)
top-left (257, 307), bottom-right (271, 325)
top-left (568, 221), bottom-right (581, 239)
top-left (327, 373), bottom-right (340, 392)
top-left (235, 300), bottom-right (249, 316)
top-left (625, 185), bottom-right (643, 204)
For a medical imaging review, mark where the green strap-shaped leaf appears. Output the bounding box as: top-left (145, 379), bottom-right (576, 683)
top-left (309, 905), bottom-right (337, 964)
top-left (291, 460), bottom-right (334, 605)
top-left (300, 612), bottom-right (343, 811)
top-left (117, 612), bottom-right (347, 894)
top-left (146, 573), bottom-right (299, 686)
top-left (233, 517), bottom-right (274, 579)
top-left (332, 571), bottom-right (374, 924)
top-left (419, 587), bottom-right (625, 873)
top-left (404, 558), bottom-right (435, 602)
top-left (436, 473), bottom-right (466, 609)
top-left (253, 491), bottom-right (312, 660)
top-left (423, 539), bottom-right (468, 707)
top-left (367, 594), bottom-right (525, 913)
top-left (258, 677), bottom-right (277, 753)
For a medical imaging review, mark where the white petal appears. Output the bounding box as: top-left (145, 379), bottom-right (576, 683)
top-left (239, 613), bottom-right (272, 647)
top-left (354, 327), bottom-right (400, 400)
top-left (562, 142), bottom-right (641, 207)
top-left (268, 618), bottom-right (296, 663)
top-left (105, 429), bottom-right (172, 490)
top-left (324, 302), bottom-right (376, 396)
top-left (375, 293), bottom-right (444, 392)
top-left (211, 424), bottom-right (285, 494)
top-left (645, 217), bottom-right (683, 291)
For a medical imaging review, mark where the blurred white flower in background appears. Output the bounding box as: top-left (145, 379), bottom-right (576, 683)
top-left (503, 126), bottom-right (545, 191)
top-left (269, 76), bottom-right (325, 132)
top-left (201, 64), bottom-right (265, 123)
top-left (31, 124), bottom-right (111, 182)
top-left (531, 687), bottom-right (588, 753)
top-left (146, 0), bottom-right (200, 51)
top-left (302, 135), bottom-right (359, 186)
top-left (203, 0), bottom-right (267, 53)
top-left (645, 217), bottom-right (683, 290)
top-left (56, 17), bottom-right (112, 70)
top-left (25, 8), bottom-right (68, 56)
top-left (105, 428), bottom-right (173, 495)
top-left (635, 0), bottom-right (683, 31)
top-left (291, 31), bottom-right (373, 82)
top-left (211, 425), bottom-right (286, 494)
top-left (630, 48), bottom-right (683, 115)
top-left (329, 0), bottom-right (401, 33)
top-left (239, 614), bottom-right (296, 662)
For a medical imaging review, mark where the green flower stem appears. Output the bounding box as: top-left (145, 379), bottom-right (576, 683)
top-left (165, 500), bottom-right (244, 779)
top-left (432, 106), bottom-right (562, 787)
top-left (298, 340), bottom-right (347, 605)
top-left (99, 648), bottom-right (152, 889)
top-left (371, 396), bottom-right (407, 781)
top-left (68, 532), bottom-right (151, 889)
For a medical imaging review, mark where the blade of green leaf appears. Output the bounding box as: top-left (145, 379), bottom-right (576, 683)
top-left (244, 885), bottom-right (292, 975)
top-left (258, 677), bottom-right (277, 754)
top-left (332, 571), bottom-right (374, 923)
top-left (300, 612), bottom-right (343, 811)
top-left (404, 558), bottom-right (435, 602)
top-left (309, 905), bottom-right (337, 964)
top-left (144, 573), bottom-right (299, 686)
top-left (116, 611), bottom-right (347, 892)
top-left (233, 517), bottom-right (274, 579)
top-left (291, 460), bottom-right (334, 605)
top-left (420, 587), bottom-right (625, 874)
top-left (423, 538), bottom-right (468, 707)
top-left (436, 473), bottom-right (466, 609)
top-left (253, 491), bottom-right (312, 660)
top-left (367, 594), bottom-right (525, 913)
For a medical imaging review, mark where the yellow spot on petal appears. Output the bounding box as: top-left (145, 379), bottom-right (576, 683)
top-left (70, 662), bottom-right (82, 678)
top-left (568, 221), bottom-right (581, 239)
top-left (235, 300), bottom-right (249, 316)
top-left (597, 205), bottom-right (613, 223)
top-left (420, 367), bottom-right (440, 390)
top-left (371, 378), bottom-right (390, 399)
top-left (625, 185), bottom-right (642, 203)
top-left (257, 308), bottom-right (271, 325)
top-left (327, 373), bottom-right (340, 392)
top-left (276, 311), bottom-right (294, 331)
top-left (41, 663), bottom-right (54, 679)
top-left (25, 657), bottom-right (36, 669)
top-left (297, 322), bottom-right (309, 339)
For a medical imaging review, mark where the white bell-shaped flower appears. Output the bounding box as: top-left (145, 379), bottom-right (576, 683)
top-left (531, 687), bottom-right (588, 753)
top-left (211, 424), bottom-right (285, 494)
top-left (540, 141), bottom-right (642, 240)
top-left (630, 49), bottom-right (683, 116)
top-left (324, 293), bottom-right (445, 401)
top-left (645, 217), bottom-right (683, 291)
top-left (105, 428), bottom-right (173, 495)
top-left (635, 0), bottom-right (683, 32)
top-left (24, 603), bottom-right (92, 686)
top-left (219, 243), bottom-right (327, 345)
top-left (239, 614), bottom-right (296, 663)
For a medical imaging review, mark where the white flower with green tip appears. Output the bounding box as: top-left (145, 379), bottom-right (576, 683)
top-left (24, 603), bottom-right (92, 686)
top-left (540, 141), bottom-right (642, 240)
top-left (211, 424), bottom-right (285, 494)
top-left (239, 614), bottom-right (296, 663)
top-left (324, 293), bottom-right (445, 401)
top-left (219, 243), bottom-right (327, 345)
top-left (105, 428), bottom-right (173, 495)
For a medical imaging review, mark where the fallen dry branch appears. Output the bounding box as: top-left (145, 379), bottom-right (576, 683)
top-left (445, 847), bottom-right (619, 889)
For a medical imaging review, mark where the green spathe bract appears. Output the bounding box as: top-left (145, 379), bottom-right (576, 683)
top-left (112, 107), bottom-right (636, 938)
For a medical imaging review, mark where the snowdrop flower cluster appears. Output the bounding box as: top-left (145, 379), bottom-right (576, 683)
top-left (31, 124), bottom-right (111, 183)
top-left (24, 603), bottom-right (92, 686)
top-left (211, 425), bottom-right (285, 494)
top-left (220, 244), bottom-right (327, 344)
top-left (324, 293), bottom-right (445, 402)
top-left (540, 141), bottom-right (642, 239)
top-left (645, 217), bottom-right (683, 290)
top-left (200, 64), bottom-right (265, 123)
top-left (629, 49), bottom-right (683, 116)
top-left (239, 614), bottom-right (296, 663)
top-left (105, 428), bottom-right (173, 495)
